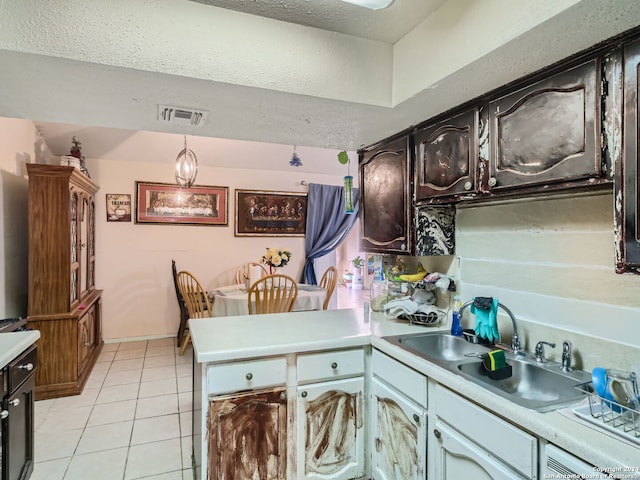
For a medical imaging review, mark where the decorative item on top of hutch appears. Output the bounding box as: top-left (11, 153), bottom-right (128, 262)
top-left (359, 133), bottom-right (413, 254)
top-left (26, 164), bottom-right (102, 400)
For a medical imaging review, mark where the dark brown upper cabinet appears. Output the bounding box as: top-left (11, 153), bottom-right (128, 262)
top-left (617, 38), bottom-right (640, 273)
top-left (487, 59), bottom-right (602, 191)
top-left (414, 108), bottom-right (479, 202)
top-left (359, 134), bottom-right (412, 254)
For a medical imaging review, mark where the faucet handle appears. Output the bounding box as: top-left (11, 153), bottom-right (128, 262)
top-left (535, 341), bottom-right (556, 363)
top-left (561, 340), bottom-right (573, 372)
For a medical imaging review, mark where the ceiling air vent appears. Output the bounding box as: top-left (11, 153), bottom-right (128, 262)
top-left (158, 105), bottom-right (208, 127)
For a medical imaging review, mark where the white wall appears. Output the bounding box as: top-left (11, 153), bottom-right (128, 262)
top-left (0, 118), bottom-right (46, 317)
top-left (89, 156), bottom-right (346, 341)
top-left (457, 192), bottom-right (640, 373)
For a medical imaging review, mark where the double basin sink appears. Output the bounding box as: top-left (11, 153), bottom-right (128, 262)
top-left (383, 331), bottom-right (591, 412)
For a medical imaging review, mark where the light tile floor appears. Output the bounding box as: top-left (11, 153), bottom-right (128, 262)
top-left (33, 338), bottom-right (193, 480)
top-left (31, 286), bottom-right (365, 480)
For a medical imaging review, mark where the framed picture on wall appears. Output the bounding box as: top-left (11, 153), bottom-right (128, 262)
top-left (135, 181), bottom-right (228, 226)
top-left (106, 194), bottom-right (132, 222)
top-left (235, 189), bottom-right (307, 236)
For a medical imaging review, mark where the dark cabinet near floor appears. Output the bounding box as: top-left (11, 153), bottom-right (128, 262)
top-left (359, 134), bottom-right (413, 254)
top-left (414, 108), bottom-right (479, 202)
top-left (618, 38), bottom-right (640, 273)
top-left (488, 59), bottom-right (602, 191)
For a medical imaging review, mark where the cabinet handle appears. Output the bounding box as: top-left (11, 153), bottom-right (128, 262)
top-left (18, 363), bottom-right (34, 371)
top-left (301, 391), bottom-right (307, 398)
top-left (463, 181), bottom-right (472, 191)
top-left (488, 177), bottom-right (497, 187)
top-left (433, 429), bottom-right (441, 439)
top-left (331, 362), bottom-right (338, 370)
top-left (9, 399), bottom-right (20, 407)
top-left (413, 414), bottom-right (420, 424)
top-left (0, 410), bottom-right (8, 419)
top-left (245, 373), bottom-right (253, 381)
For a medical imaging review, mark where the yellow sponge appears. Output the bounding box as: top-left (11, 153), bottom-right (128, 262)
top-left (483, 349), bottom-right (506, 371)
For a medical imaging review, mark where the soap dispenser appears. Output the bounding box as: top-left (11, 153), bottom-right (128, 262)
top-left (451, 295), bottom-right (463, 336)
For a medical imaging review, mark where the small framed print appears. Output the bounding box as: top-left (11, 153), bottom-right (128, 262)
top-left (106, 194), bottom-right (132, 222)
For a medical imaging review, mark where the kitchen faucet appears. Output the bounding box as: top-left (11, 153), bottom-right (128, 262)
top-left (534, 341), bottom-right (556, 363)
top-left (561, 340), bottom-right (573, 372)
top-left (458, 300), bottom-right (522, 354)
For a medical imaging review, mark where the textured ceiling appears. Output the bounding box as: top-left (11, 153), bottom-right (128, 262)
top-left (189, 0), bottom-right (448, 43)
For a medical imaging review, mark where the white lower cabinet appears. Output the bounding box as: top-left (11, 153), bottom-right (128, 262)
top-left (296, 377), bottom-right (366, 480)
top-left (370, 350), bottom-right (428, 480)
top-left (432, 385), bottom-right (537, 480)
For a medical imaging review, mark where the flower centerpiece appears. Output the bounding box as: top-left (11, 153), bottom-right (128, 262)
top-left (262, 247), bottom-right (292, 274)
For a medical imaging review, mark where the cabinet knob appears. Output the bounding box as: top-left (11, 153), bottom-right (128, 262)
top-left (331, 362), bottom-right (338, 370)
top-left (9, 399), bottom-right (20, 407)
top-left (412, 414), bottom-right (420, 423)
top-left (463, 181), bottom-right (472, 191)
top-left (0, 410), bottom-right (8, 419)
top-left (245, 373), bottom-right (253, 381)
top-left (280, 392), bottom-right (287, 400)
top-left (18, 363), bottom-right (34, 371)
top-left (401, 243), bottom-right (407, 251)
top-left (301, 391), bottom-right (307, 398)
top-left (488, 177), bottom-right (497, 187)
top-left (433, 429), bottom-right (441, 439)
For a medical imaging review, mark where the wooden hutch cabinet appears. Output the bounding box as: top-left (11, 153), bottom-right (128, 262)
top-left (26, 164), bottom-right (103, 400)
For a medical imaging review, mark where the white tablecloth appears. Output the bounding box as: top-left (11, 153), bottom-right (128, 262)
top-left (209, 284), bottom-right (326, 317)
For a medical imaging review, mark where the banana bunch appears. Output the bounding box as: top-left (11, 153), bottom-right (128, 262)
top-left (398, 263), bottom-right (427, 283)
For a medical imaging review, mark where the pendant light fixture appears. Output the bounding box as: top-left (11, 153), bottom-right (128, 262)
top-left (338, 151), bottom-right (355, 214)
top-left (175, 135), bottom-right (198, 188)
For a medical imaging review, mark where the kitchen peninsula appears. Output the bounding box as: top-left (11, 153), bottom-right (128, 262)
top-left (190, 309), bottom-right (639, 480)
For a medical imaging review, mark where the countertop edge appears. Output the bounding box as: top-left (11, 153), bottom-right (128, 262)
top-left (0, 331), bottom-right (41, 368)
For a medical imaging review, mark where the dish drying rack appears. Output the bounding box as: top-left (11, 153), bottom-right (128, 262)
top-left (573, 381), bottom-right (640, 445)
top-left (398, 309), bottom-right (446, 327)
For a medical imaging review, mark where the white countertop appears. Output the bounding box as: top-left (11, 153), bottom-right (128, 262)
top-left (189, 308), bottom-right (639, 470)
top-left (0, 331), bottom-right (41, 368)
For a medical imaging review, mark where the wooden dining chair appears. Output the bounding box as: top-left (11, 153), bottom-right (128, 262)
top-left (318, 266), bottom-right (338, 310)
top-left (247, 274), bottom-right (298, 315)
top-left (172, 260), bottom-right (190, 346)
top-left (235, 262), bottom-right (268, 285)
top-left (176, 270), bottom-right (213, 355)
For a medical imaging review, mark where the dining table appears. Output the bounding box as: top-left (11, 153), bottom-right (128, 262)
top-left (208, 283), bottom-right (327, 317)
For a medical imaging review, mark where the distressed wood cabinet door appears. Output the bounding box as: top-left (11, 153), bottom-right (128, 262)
top-left (370, 378), bottom-right (427, 480)
top-left (488, 59), bottom-right (601, 191)
top-left (359, 134), bottom-right (412, 254)
top-left (296, 377), bottom-right (365, 480)
top-left (414, 108), bottom-right (479, 201)
top-left (618, 38), bottom-right (640, 273)
top-left (208, 388), bottom-right (287, 480)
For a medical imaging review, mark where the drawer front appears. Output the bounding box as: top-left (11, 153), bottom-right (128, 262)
top-left (372, 349), bottom-right (427, 407)
top-left (207, 357), bottom-right (286, 396)
top-left (8, 345), bottom-right (37, 393)
top-left (297, 348), bottom-right (364, 384)
top-left (436, 385), bottom-right (537, 479)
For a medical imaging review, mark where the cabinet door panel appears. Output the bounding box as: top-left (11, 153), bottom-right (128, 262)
top-left (208, 388), bottom-right (287, 480)
top-left (296, 377), bottom-right (365, 480)
top-left (415, 108), bottom-right (478, 200)
top-left (360, 135), bottom-right (412, 253)
top-left (489, 59), bottom-right (600, 189)
top-left (433, 421), bottom-right (529, 480)
top-left (619, 38), bottom-right (640, 272)
top-left (370, 378), bottom-right (427, 480)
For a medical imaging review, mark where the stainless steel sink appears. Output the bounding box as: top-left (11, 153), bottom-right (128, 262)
top-left (383, 331), bottom-right (590, 411)
top-left (456, 357), bottom-right (590, 412)
top-left (386, 332), bottom-right (493, 365)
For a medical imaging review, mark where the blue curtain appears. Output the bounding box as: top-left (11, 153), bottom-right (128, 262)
top-left (302, 183), bottom-right (360, 285)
